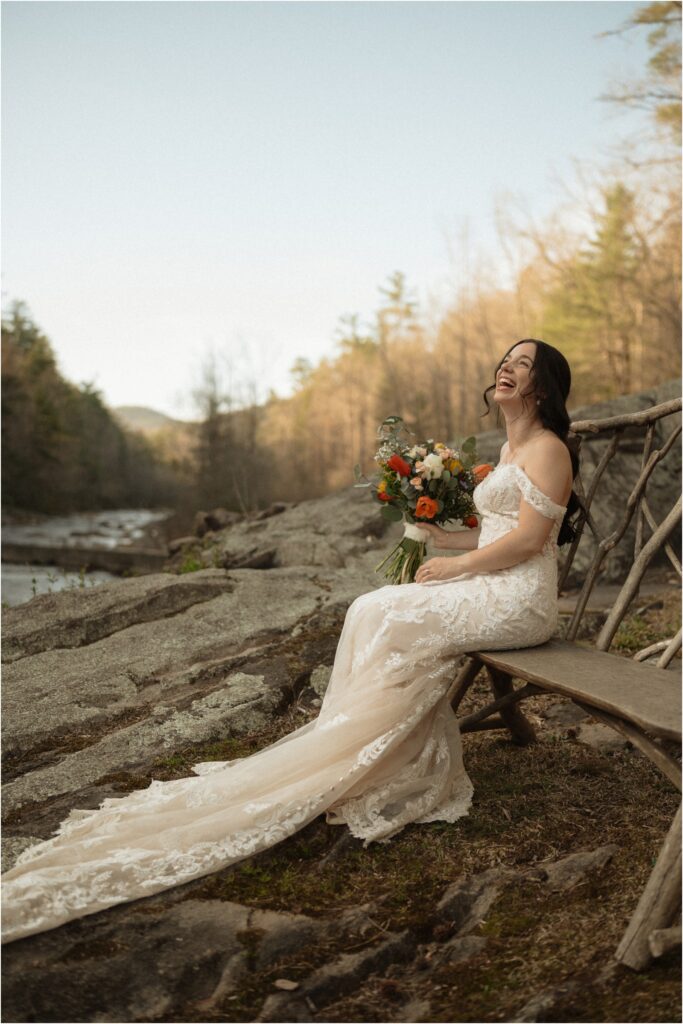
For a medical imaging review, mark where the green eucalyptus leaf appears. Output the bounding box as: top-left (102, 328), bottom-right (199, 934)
top-left (381, 505), bottom-right (404, 522)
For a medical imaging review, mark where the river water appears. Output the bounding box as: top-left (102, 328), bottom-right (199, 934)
top-left (2, 508), bottom-right (172, 608)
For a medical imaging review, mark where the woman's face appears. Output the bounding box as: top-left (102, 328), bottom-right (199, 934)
top-left (493, 341), bottom-right (538, 404)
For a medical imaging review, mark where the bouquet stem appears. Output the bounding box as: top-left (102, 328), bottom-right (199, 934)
top-left (375, 522), bottom-right (430, 584)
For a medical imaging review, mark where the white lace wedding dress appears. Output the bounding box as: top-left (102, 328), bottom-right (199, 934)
top-left (1, 461), bottom-right (566, 944)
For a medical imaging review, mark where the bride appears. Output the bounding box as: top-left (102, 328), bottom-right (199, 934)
top-left (1, 338), bottom-right (580, 945)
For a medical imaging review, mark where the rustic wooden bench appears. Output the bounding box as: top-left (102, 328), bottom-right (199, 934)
top-left (449, 396), bottom-right (682, 971)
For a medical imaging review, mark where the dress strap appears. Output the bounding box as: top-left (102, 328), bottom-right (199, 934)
top-left (508, 464), bottom-right (567, 521)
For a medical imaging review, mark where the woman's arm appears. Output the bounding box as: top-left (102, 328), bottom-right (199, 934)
top-left (451, 519), bottom-right (551, 573)
top-left (415, 524), bottom-right (544, 582)
top-left (418, 522), bottom-right (481, 551)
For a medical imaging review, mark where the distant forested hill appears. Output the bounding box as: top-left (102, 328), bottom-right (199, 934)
top-left (113, 406), bottom-right (189, 435)
top-left (1, 303), bottom-right (187, 515)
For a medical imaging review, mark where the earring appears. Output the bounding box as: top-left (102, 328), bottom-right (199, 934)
top-left (536, 398), bottom-right (541, 406)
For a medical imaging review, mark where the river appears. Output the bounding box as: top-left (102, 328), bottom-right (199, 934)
top-left (2, 508), bottom-right (172, 607)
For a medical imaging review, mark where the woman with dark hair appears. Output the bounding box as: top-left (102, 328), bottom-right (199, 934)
top-left (2, 340), bottom-right (581, 945)
top-left (416, 338), bottom-right (580, 570)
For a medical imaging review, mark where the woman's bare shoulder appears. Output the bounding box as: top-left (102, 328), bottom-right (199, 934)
top-left (523, 432), bottom-right (573, 502)
top-left (523, 432), bottom-right (571, 469)
top-left (530, 430), bottom-right (570, 458)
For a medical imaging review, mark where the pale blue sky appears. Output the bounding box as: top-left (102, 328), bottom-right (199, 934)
top-left (2, 1), bottom-right (650, 418)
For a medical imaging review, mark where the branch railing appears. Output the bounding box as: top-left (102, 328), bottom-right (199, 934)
top-left (559, 397), bottom-right (682, 659)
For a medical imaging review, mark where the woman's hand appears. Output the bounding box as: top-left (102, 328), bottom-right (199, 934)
top-left (415, 556), bottom-right (471, 584)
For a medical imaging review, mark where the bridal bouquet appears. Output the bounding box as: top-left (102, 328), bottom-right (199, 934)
top-left (355, 417), bottom-right (493, 584)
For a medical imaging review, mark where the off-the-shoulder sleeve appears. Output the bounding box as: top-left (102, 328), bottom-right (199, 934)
top-left (514, 466), bottom-right (566, 521)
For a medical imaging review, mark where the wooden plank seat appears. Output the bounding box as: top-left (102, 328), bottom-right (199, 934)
top-left (467, 639), bottom-right (681, 743)
top-left (446, 397), bottom-right (682, 972)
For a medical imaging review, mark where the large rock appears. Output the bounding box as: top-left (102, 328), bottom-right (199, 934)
top-left (1, 897), bottom-right (332, 1023)
top-left (169, 484), bottom-right (395, 574)
top-left (1, 563), bottom-right (379, 839)
top-left (565, 380), bottom-right (681, 584)
top-left (1, 569), bottom-right (235, 663)
top-left (1, 672), bottom-right (280, 822)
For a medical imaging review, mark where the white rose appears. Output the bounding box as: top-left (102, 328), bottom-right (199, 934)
top-left (422, 453), bottom-right (444, 479)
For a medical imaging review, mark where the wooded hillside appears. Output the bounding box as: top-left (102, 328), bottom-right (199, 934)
top-left (1, 304), bottom-right (185, 515)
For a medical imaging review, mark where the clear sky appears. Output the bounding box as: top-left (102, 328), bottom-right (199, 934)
top-left (2, 0), bottom-right (651, 419)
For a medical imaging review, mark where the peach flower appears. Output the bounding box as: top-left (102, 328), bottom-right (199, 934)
top-left (473, 463), bottom-right (494, 483)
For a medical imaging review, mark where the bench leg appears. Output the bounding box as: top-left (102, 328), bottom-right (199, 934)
top-left (486, 666), bottom-right (537, 746)
top-left (615, 802), bottom-right (682, 970)
top-left (459, 683), bottom-right (540, 733)
top-left (447, 656), bottom-right (483, 714)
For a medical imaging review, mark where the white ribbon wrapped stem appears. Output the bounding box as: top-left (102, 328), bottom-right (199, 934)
top-left (403, 522), bottom-right (430, 543)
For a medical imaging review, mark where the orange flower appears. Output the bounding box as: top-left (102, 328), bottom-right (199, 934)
top-left (464, 514), bottom-right (479, 529)
top-left (377, 481), bottom-right (393, 502)
top-left (473, 463), bottom-right (494, 483)
top-left (415, 496), bottom-right (439, 519)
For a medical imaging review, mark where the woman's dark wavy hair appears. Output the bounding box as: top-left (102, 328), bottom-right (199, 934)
top-left (481, 338), bottom-right (585, 546)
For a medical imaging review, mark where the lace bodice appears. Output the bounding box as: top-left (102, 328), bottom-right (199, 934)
top-left (473, 460), bottom-right (566, 556)
top-left (1, 459), bottom-right (567, 945)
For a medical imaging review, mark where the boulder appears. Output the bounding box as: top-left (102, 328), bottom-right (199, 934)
top-left (193, 507), bottom-right (243, 537)
top-left (1, 898), bottom-right (327, 1024)
top-left (170, 484), bottom-right (394, 574)
top-left (1, 563), bottom-right (379, 839)
top-left (565, 379), bottom-right (681, 584)
top-left (1, 568), bottom-right (235, 663)
top-left (166, 534), bottom-right (197, 554)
